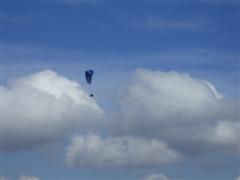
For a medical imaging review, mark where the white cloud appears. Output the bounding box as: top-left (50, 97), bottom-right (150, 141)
top-left (1, 69), bottom-right (103, 150)
top-left (64, 68), bottom-right (238, 168)
top-left (2, 67), bottom-right (238, 171)
top-left (111, 69), bottom-right (239, 154)
top-left (142, 173), bottom-right (171, 180)
top-left (208, 121), bottom-right (239, 146)
top-left (66, 133), bottom-right (181, 167)
top-left (19, 175), bottom-right (40, 180)
top-left (236, 176), bottom-right (240, 180)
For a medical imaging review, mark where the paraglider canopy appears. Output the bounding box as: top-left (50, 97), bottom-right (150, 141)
top-left (85, 70), bottom-right (94, 84)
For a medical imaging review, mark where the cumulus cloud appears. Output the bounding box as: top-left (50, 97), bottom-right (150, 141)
top-left (3, 68), bottom-right (238, 171)
top-left (1, 69), bottom-right (103, 150)
top-left (142, 173), bottom-right (171, 180)
top-left (110, 69), bottom-right (239, 154)
top-left (19, 175), bottom-right (40, 180)
top-left (66, 133), bottom-right (181, 167)
top-left (65, 68), bottom-right (238, 168)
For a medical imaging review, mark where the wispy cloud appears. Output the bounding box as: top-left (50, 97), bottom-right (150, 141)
top-left (60, 0), bottom-right (99, 5)
top-left (128, 16), bottom-right (210, 33)
top-left (0, 13), bottom-right (33, 23)
top-left (19, 175), bottom-right (41, 180)
top-left (1, 175), bottom-right (41, 180)
top-left (0, 13), bottom-right (59, 24)
top-left (142, 173), bottom-right (171, 180)
top-left (4, 44), bottom-right (237, 70)
top-left (3, 43), bottom-right (238, 99)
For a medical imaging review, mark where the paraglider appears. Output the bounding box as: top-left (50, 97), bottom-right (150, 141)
top-left (85, 70), bottom-right (94, 84)
top-left (85, 70), bottom-right (94, 97)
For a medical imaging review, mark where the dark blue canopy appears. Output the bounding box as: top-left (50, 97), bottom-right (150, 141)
top-left (85, 70), bottom-right (94, 84)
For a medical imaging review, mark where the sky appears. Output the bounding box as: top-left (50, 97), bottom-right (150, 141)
top-left (0, 1), bottom-right (239, 180)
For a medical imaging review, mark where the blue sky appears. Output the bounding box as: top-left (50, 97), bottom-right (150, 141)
top-left (1, 1), bottom-right (239, 180)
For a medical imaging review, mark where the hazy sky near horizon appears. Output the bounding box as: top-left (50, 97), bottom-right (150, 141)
top-left (0, 1), bottom-right (239, 180)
